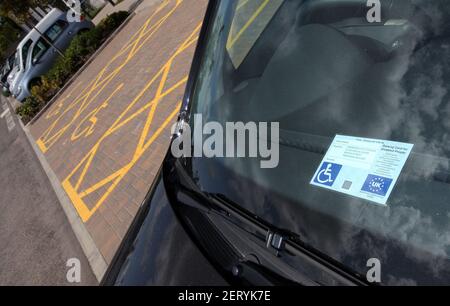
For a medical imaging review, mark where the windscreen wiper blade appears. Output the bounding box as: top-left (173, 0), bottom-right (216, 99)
top-left (171, 158), bottom-right (369, 285)
top-left (208, 193), bottom-right (370, 286)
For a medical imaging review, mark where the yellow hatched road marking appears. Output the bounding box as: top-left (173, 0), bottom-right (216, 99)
top-left (61, 23), bottom-right (201, 222)
top-left (36, 0), bottom-right (183, 153)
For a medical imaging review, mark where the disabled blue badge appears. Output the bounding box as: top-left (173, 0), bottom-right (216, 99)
top-left (313, 162), bottom-right (342, 187)
top-left (310, 135), bottom-right (413, 206)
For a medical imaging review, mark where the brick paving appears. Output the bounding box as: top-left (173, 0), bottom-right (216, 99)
top-left (29, 0), bottom-right (208, 264)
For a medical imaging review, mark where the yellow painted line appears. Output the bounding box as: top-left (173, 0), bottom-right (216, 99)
top-left (237, 0), bottom-right (251, 10)
top-left (39, 72), bottom-right (113, 150)
top-left (119, 0), bottom-right (170, 52)
top-left (63, 103), bottom-right (181, 222)
top-left (89, 104), bottom-right (181, 220)
top-left (36, 0), bottom-right (183, 152)
top-left (109, 76), bottom-right (188, 134)
top-left (135, 59), bottom-right (171, 156)
top-left (73, 141), bottom-right (97, 191)
top-left (37, 73), bottom-right (105, 152)
top-left (61, 24), bottom-right (201, 222)
top-left (78, 169), bottom-right (122, 198)
top-left (46, 0), bottom-right (175, 124)
top-left (62, 179), bottom-right (93, 223)
top-left (227, 0), bottom-right (270, 49)
top-left (71, 83), bottom-right (124, 141)
top-left (36, 139), bottom-right (47, 152)
top-left (45, 81), bottom-right (83, 120)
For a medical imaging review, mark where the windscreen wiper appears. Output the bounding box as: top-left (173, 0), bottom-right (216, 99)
top-left (206, 192), bottom-right (370, 286)
top-left (171, 158), bottom-right (370, 285)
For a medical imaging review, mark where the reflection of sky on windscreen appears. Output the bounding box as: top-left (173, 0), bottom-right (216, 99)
top-left (190, 0), bottom-right (450, 284)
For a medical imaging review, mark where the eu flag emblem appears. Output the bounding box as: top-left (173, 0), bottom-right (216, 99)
top-left (361, 175), bottom-right (393, 196)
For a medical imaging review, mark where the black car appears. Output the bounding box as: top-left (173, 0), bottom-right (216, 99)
top-left (102, 0), bottom-right (450, 286)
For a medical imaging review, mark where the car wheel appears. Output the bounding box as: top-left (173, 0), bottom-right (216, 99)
top-left (28, 78), bottom-right (41, 92)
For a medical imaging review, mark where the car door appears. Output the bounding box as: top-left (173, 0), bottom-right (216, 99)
top-left (11, 40), bottom-right (32, 93)
top-left (30, 37), bottom-right (53, 76)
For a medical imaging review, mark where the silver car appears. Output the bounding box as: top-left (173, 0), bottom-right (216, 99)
top-left (10, 8), bottom-right (93, 102)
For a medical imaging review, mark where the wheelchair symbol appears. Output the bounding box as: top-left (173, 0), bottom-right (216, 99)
top-left (313, 162), bottom-right (342, 187)
top-left (317, 164), bottom-right (335, 183)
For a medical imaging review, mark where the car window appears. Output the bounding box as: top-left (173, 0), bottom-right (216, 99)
top-left (45, 20), bottom-right (68, 42)
top-left (189, 0), bottom-right (450, 285)
top-left (32, 39), bottom-right (50, 64)
top-left (21, 40), bottom-right (33, 70)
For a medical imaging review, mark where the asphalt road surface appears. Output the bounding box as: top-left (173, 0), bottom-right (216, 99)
top-left (0, 97), bottom-right (97, 285)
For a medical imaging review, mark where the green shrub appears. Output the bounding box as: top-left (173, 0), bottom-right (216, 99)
top-left (16, 96), bottom-right (42, 124)
top-left (18, 11), bottom-right (130, 122)
top-left (97, 11), bottom-right (130, 38)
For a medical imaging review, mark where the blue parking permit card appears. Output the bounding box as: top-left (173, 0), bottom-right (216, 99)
top-left (310, 135), bottom-right (414, 205)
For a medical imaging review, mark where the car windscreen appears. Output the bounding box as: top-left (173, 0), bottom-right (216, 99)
top-left (187, 0), bottom-right (450, 285)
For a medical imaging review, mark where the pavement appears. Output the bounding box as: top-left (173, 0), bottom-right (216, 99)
top-left (0, 97), bottom-right (97, 285)
top-left (27, 0), bottom-right (209, 278)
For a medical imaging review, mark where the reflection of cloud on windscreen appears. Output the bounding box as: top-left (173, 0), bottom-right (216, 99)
top-left (397, 46), bottom-right (450, 177)
top-left (228, 163), bottom-right (450, 284)
top-left (323, 10), bottom-right (450, 178)
top-left (225, 152), bottom-right (450, 281)
top-left (300, 195), bottom-right (450, 283)
top-left (191, 0), bottom-right (450, 285)
top-left (407, 67), bottom-right (446, 121)
top-left (358, 204), bottom-right (450, 276)
top-left (413, 0), bottom-right (446, 36)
